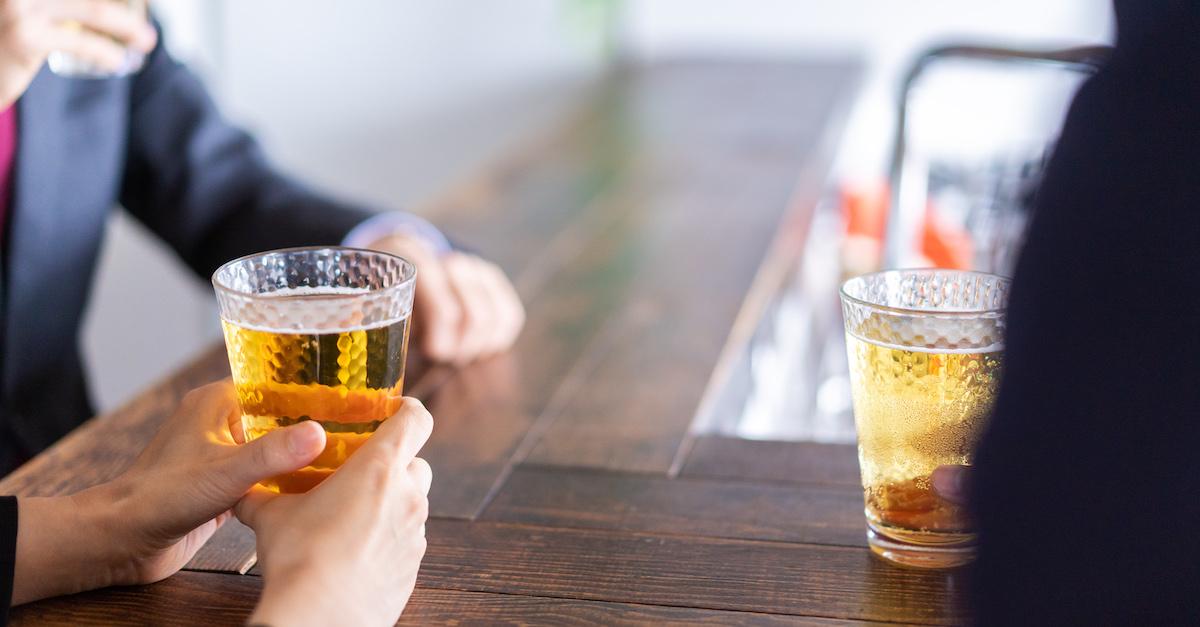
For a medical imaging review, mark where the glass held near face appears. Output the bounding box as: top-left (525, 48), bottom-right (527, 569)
top-left (48, 0), bottom-right (149, 78)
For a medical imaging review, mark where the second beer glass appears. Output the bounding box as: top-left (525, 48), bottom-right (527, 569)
top-left (840, 269), bottom-right (1009, 568)
top-left (213, 247), bottom-right (416, 493)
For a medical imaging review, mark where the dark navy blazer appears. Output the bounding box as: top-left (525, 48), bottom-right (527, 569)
top-left (0, 37), bottom-right (372, 471)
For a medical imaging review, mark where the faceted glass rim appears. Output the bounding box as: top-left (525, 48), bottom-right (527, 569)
top-left (839, 268), bottom-right (1010, 317)
top-left (211, 246), bottom-right (417, 302)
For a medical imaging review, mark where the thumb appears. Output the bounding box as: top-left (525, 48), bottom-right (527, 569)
top-left (219, 421), bottom-right (326, 494)
top-left (931, 465), bottom-right (971, 506)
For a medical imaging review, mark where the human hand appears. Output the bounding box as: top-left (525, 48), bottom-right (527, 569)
top-left (238, 398), bottom-right (433, 627)
top-left (12, 381), bottom-right (326, 605)
top-left (0, 0), bottom-right (157, 106)
top-left (931, 464), bottom-right (971, 506)
top-left (372, 233), bottom-right (524, 365)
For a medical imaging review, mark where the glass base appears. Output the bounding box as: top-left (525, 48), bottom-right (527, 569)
top-left (48, 49), bottom-right (145, 78)
top-left (867, 525), bottom-right (975, 569)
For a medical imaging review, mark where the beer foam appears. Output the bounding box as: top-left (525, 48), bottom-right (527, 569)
top-left (222, 286), bottom-right (411, 334)
top-left (848, 313), bottom-right (1003, 354)
top-left (849, 335), bottom-right (1003, 355)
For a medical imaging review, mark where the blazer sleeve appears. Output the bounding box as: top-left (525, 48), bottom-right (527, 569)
top-left (118, 25), bottom-right (374, 279)
top-left (0, 496), bottom-right (16, 624)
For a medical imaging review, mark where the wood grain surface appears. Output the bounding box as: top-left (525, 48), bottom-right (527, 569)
top-left (0, 60), bottom-right (977, 627)
top-left (415, 519), bottom-right (964, 625)
top-left (522, 61), bottom-right (860, 475)
top-left (681, 436), bottom-right (864, 487)
top-left (482, 465), bottom-right (867, 547)
top-left (10, 572), bottom-right (891, 626)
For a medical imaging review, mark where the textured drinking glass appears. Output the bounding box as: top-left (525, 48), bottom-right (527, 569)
top-left (213, 247), bottom-right (416, 493)
top-left (48, 0), bottom-right (149, 78)
top-left (840, 269), bottom-right (1009, 568)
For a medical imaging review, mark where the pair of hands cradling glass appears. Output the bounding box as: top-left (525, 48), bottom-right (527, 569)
top-left (13, 382), bottom-right (431, 626)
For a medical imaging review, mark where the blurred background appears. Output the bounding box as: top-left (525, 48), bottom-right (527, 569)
top-left (85, 0), bottom-right (1113, 411)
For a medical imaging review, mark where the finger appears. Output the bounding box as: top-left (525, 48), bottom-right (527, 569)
top-left (178, 380), bottom-right (239, 438)
top-left (476, 259), bottom-right (525, 353)
top-left (227, 407), bottom-right (248, 445)
top-left (220, 421), bottom-right (326, 493)
top-left (408, 457), bottom-right (432, 496)
top-left (443, 255), bottom-right (491, 363)
top-left (204, 379), bottom-right (249, 445)
top-left (493, 263), bottom-right (525, 343)
top-left (343, 398), bottom-right (433, 472)
top-left (413, 257), bottom-right (463, 362)
top-left (463, 257), bottom-right (507, 355)
top-left (46, 0), bottom-right (157, 52)
top-left (234, 485), bottom-right (284, 529)
top-left (931, 465), bottom-right (971, 506)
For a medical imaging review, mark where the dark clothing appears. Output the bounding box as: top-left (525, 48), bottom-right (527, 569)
top-left (0, 496), bottom-right (12, 624)
top-left (0, 33), bottom-right (373, 472)
top-left (971, 0), bottom-right (1200, 624)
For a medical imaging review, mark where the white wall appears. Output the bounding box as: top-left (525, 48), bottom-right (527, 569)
top-left (214, 0), bottom-right (606, 208)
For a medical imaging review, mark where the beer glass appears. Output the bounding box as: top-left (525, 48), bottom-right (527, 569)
top-left (213, 247), bottom-right (416, 493)
top-left (48, 0), bottom-right (149, 78)
top-left (840, 269), bottom-right (1009, 568)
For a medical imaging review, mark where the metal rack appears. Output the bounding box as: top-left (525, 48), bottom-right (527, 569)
top-left (882, 44), bottom-right (1111, 271)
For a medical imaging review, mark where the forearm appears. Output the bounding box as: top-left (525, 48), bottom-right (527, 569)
top-left (12, 491), bottom-right (127, 605)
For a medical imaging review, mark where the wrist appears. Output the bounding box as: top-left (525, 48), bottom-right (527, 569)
top-left (11, 489), bottom-right (129, 605)
top-left (344, 212), bottom-right (452, 256)
top-left (253, 561), bottom-right (370, 627)
top-left (71, 481), bottom-right (146, 587)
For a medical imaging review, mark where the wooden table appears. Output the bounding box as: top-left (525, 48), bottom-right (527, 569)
top-left (3, 59), bottom-right (967, 625)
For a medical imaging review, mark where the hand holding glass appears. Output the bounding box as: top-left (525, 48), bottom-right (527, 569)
top-left (48, 0), bottom-right (150, 78)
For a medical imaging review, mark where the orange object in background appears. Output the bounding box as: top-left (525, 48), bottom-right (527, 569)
top-left (839, 180), bottom-right (973, 272)
top-left (842, 181), bottom-right (889, 241)
top-left (920, 202), bottom-right (973, 270)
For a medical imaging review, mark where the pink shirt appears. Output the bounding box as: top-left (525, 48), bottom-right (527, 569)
top-left (0, 105), bottom-right (16, 238)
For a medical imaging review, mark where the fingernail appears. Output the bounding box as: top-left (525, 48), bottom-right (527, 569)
top-left (288, 423), bottom-right (324, 456)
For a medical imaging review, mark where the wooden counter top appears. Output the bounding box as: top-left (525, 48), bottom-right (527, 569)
top-left (4, 58), bottom-right (966, 625)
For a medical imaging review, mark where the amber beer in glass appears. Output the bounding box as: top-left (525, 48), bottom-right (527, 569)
top-left (840, 269), bottom-right (1009, 568)
top-left (213, 247), bottom-right (416, 493)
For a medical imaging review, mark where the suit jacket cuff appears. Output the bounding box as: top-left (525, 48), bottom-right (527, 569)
top-left (341, 212), bottom-right (453, 255)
